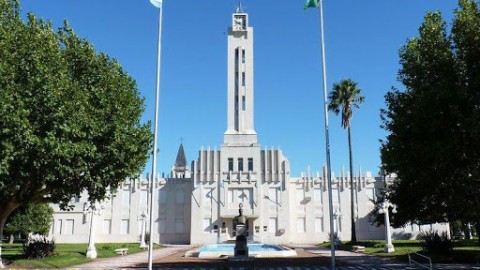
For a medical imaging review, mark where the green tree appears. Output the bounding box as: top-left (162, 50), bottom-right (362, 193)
top-left (328, 79), bottom-right (365, 243)
top-left (0, 0), bottom-right (152, 263)
top-left (4, 203), bottom-right (54, 240)
top-left (381, 0), bottom-right (480, 244)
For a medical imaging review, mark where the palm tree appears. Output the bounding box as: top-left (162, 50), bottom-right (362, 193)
top-left (328, 79), bottom-right (365, 243)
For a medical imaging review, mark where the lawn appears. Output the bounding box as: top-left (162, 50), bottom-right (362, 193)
top-left (320, 239), bottom-right (480, 264)
top-left (2, 242), bottom-right (162, 268)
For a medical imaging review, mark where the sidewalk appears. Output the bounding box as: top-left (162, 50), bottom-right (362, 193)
top-left (290, 244), bottom-right (405, 266)
top-left (289, 244), bottom-right (480, 269)
top-left (70, 245), bottom-right (191, 269)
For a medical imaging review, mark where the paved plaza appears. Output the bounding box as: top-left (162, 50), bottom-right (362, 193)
top-left (67, 244), bottom-right (480, 270)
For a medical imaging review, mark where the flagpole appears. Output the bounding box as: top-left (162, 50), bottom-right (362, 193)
top-left (318, 0), bottom-right (336, 269)
top-left (148, 1), bottom-right (163, 270)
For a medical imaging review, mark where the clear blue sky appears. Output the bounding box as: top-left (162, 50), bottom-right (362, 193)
top-left (21, 0), bottom-right (458, 177)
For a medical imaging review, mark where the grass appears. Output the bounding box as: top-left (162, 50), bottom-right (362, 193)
top-left (2, 242), bottom-right (162, 268)
top-left (320, 239), bottom-right (480, 264)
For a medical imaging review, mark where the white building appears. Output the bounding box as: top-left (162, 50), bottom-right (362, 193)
top-left (51, 8), bottom-right (447, 245)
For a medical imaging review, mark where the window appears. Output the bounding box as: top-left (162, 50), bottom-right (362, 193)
top-left (55, 219), bottom-right (63, 235)
top-left (315, 217), bottom-right (323, 232)
top-left (242, 96), bottom-right (246, 111)
top-left (121, 219), bottom-right (130, 234)
top-left (297, 218), bottom-right (306, 233)
top-left (103, 219), bottom-right (112, 234)
top-left (248, 158), bottom-right (253, 171)
top-left (175, 189), bottom-right (185, 204)
top-left (72, 195), bottom-right (80, 203)
top-left (238, 158), bottom-right (244, 172)
top-left (65, 219), bottom-right (74, 235)
top-left (242, 49), bottom-right (245, 63)
top-left (228, 158), bottom-right (234, 172)
top-left (235, 48), bottom-right (239, 66)
top-left (122, 190), bottom-right (131, 207)
top-left (242, 72), bottom-right (246, 86)
top-left (268, 218), bottom-right (277, 234)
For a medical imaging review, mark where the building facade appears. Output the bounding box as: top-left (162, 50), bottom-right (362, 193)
top-left (50, 8), bottom-right (447, 245)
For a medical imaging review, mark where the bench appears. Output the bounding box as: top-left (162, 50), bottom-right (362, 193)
top-left (352, 245), bottom-right (365, 253)
top-left (114, 248), bottom-right (128, 255)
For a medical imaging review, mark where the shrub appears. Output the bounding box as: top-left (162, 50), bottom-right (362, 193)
top-left (22, 235), bottom-right (56, 259)
top-left (99, 244), bottom-right (113, 250)
top-left (418, 230), bottom-right (453, 255)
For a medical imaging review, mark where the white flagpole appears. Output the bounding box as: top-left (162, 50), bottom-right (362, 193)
top-left (148, 1), bottom-right (163, 270)
top-left (318, 0), bottom-right (336, 269)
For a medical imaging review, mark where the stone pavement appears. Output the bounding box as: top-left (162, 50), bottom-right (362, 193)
top-left (70, 245), bottom-right (191, 269)
top-left (68, 244), bottom-right (480, 270)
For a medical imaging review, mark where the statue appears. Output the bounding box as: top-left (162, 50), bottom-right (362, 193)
top-left (233, 203), bottom-right (247, 231)
top-left (233, 203), bottom-right (249, 257)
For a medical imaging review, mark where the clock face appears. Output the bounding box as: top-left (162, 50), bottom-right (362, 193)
top-left (233, 14), bottom-right (247, 31)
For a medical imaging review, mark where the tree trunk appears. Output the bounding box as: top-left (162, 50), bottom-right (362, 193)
top-left (348, 126), bottom-right (357, 243)
top-left (476, 221), bottom-right (480, 246)
top-left (462, 221), bottom-right (472, 240)
top-left (8, 235), bottom-right (13, 245)
top-left (0, 201), bottom-right (21, 268)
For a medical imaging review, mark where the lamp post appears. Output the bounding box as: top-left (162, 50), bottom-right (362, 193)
top-left (0, 241), bottom-right (4, 268)
top-left (379, 169), bottom-right (395, 253)
top-left (138, 211), bottom-right (148, 249)
top-left (84, 202), bottom-right (103, 259)
top-left (378, 201), bottom-right (395, 253)
top-left (332, 209), bottom-right (342, 245)
top-left (148, 0), bottom-right (163, 269)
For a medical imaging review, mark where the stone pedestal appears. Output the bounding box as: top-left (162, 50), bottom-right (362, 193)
top-left (234, 224), bottom-right (249, 257)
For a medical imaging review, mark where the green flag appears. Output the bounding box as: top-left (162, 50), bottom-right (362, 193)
top-left (304, 0), bottom-right (319, 10)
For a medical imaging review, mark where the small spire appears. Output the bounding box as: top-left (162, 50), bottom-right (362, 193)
top-left (235, 0), bottom-right (244, 13)
top-left (174, 143), bottom-right (187, 167)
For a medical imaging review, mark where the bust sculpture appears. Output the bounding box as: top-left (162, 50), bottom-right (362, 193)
top-left (233, 203), bottom-right (247, 231)
top-left (233, 203), bottom-right (249, 257)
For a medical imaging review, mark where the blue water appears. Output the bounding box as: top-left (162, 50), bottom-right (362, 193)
top-left (199, 244), bottom-right (283, 252)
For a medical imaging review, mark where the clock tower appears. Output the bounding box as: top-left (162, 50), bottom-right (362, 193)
top-left (224, 7), bottom-right (257, 146)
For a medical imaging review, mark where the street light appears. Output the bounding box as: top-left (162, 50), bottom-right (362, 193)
top-left (84, 202), bottom-right (104, 259)
top-left (148, 0), bottom-right (163, 270)
top-left (379, 169), bottom-right (396, 253)
top-left (138, 211), bottom-right (148, 249)
top-left (332, 209), bottom-right (343, 245)
top-left (0, 241), bottom-right (4, 268)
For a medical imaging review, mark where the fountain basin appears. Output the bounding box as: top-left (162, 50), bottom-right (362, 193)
top-left (186, 243), bottom-right (297, 258)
